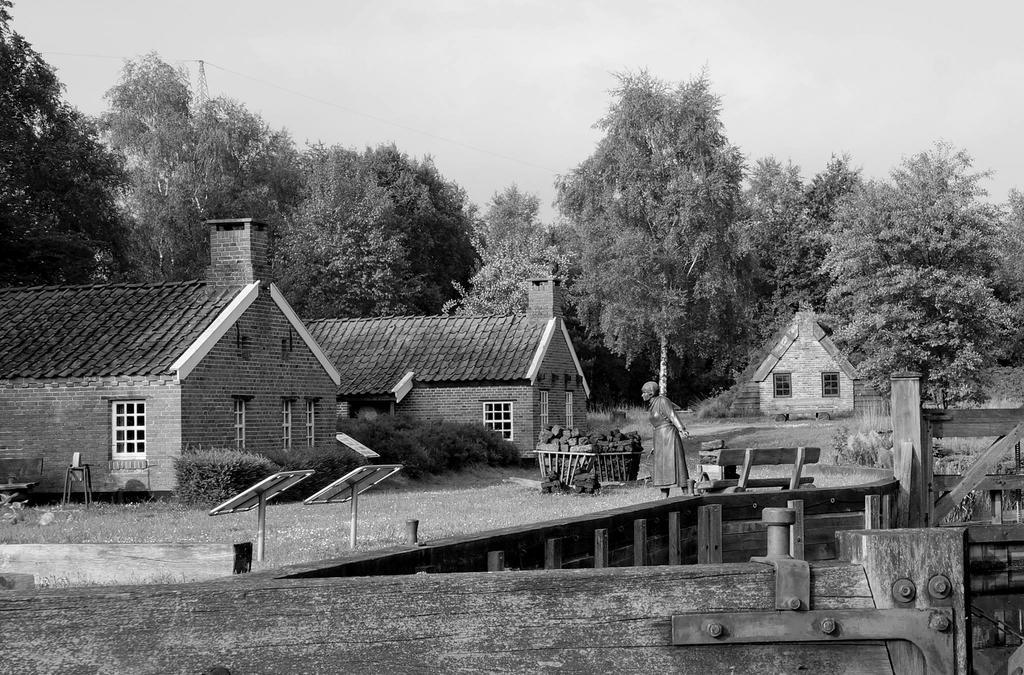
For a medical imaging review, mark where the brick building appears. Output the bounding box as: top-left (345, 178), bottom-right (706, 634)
top-left (0, 219), bottom-right (340, 496)
top-left (732, 310), bottom-right (883, 418)
top-left (307, 278), bottom-right (590, 455)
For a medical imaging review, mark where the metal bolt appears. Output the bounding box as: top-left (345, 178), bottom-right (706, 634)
top-left (892, 578), bottom-right (916, 603)
top-left (927, 574), bottom-right (951, 599)
top-left (821, 618), bottom-right (837, 635)
top-left (786, 597), bottom-right (802, 611)
top-left (930, 614), bottom-right (951, 633)
top-left (706, 622), bottom-right (724, 638)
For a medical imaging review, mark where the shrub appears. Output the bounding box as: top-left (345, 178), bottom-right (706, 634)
top-left (831, 425), bottom-right (893, 469)
top-left (337, 416), bottom-right (518, 478)
top-left (260, 445), bottom-right (367, 500)
top-left (174, 448), bottom-right (278, 507)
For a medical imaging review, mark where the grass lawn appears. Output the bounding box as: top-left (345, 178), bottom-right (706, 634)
top-left (0, 414), bottom-right (890, 583)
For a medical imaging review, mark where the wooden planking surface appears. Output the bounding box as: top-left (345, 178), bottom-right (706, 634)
top-left (0, 562), bottom-right (892, 674)
top-left (0, 543), bottom-right (244, 585)
top-left (707, 447), bottom-right (821, 466)
top-left (925, 408), bottom-right (1024, 439)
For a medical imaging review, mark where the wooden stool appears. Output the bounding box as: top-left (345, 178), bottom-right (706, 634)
top-left (62, 452), bottom-right (92, 507)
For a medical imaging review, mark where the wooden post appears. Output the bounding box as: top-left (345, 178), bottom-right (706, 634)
top-left (891, 372), bottom-right (931, 527)
top-left (350, 488), bottom-right (359, 550)
top-left (594, 529), bottom-right (608, 568)
top-left (633, 519), bottom-right (648, 566)
top-left (256, 492), bottom-right (267, 562)
top-left (882, 493), bottom-right (893, 529)
top-left (487, 551), bottom-right (504, 572)
top-left (668, 512), bottom-right (681, 565)
top-left (787, 499), bottom-right (804, 560)
top-left (696, 504), bottom-right (722, 564)
top-left (991, 491), bottom-right (1003, 525)
top-left (864, 494), bottom-right (881, 530)
top-left (544, 538), bottom-right (562, 569)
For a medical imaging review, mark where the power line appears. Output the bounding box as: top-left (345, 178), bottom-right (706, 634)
top-left (41, 50), bottom-right (559, 175)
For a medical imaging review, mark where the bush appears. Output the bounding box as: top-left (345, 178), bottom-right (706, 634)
top-left (174, 448), bottom-right (278, 507)
top-left (260, 445), bottom-right (367, 500)
top-left (337, 416), bottom-right (519, 478)
top-left (830, 425), bottom-right (893, 469)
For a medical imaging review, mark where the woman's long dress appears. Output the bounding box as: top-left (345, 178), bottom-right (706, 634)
top-left (648, 395), bottom-right (688, 487)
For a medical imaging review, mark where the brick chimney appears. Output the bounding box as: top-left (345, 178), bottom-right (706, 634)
top-left (526, 277), bottom-right (564, 320)
top-left (206, 218), bottom-right (270, 291)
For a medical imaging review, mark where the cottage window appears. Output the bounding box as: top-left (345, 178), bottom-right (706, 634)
top-left (483, 402), bottom-right (514, 440)
top-left (234, 399), bottom-right (247, 449)
top-left (773, 373), bottom-right (792, 398)
top-left (305, 400), bottom-right (316, 448)
top-left (281, 399), bottom-right (293, 450)
top-left (822, 372), bottom-right (840, 397)
top-left (539, 391), bottom-right (549, 427)
top-left (565, 391), bottom-right (574, 427)
top-left (112, 401), bottom-right (146, 458)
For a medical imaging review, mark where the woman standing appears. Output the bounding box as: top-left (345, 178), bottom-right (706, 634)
top-left (641, 381), bottom-right (692, 497)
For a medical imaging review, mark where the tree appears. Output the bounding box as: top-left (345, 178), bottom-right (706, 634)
top-left (0, 0), bottom-right (126, 285)
top-left (556, 71), bottom-right (745, 396)
top-left (275, 144), bottom-right (477, 318)
top-left (101, 53), bottom-right (301, 281)
top-left (824, 143), bottom-right (1010, 406)
top-left (445, 184), bottom-right (567, 315)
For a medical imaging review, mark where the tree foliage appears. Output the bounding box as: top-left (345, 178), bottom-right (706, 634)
top-left (275, 144), bottom-right (477, 318)
top-left (0, 0), bottom-right (126, 285)
top-left (824, 143), bottom-right (1009, 406)
top-left (101, 53), bottom-right (301, 281)
top-left (445, 184), bottom-right (567, 315)
top-left (556, 71), bottom-right (745, 395)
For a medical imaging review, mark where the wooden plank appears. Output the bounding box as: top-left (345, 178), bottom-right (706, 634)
top-left (710, 447), bottom-right (822, 467)
top-left (789, 447), bottom-right (806, 490)
top-left (668, 513), bottom-right (681, 565)
top-left (934, 423), bottom-right (1024, 523)
top-left (788, 499), bottom-right (804, 560)
top-left (925, 408), bottom-right (1024, 439)
top-left (864, 495), bottom-right (881, 530)
top-left (544, 538), bottom-right (562, 570)
top-left (890, 373), bottom-right (925, 528)
top-left (697, 504), bottom-right (722, 564)
top-left (0, 543), bottom-right (245, 585)
top-left (594, 529), bottom-right (609, 568)
top-left (0, 563), bottom-right (891, 674)
top-left (934, 473), bottom-right (1024, 492)
top-left (633, 519), bottom-right (648, 566)
top-left (487, 551), bottom-right (504, 572)
top-left (701, 476), bottom-right (815, 491)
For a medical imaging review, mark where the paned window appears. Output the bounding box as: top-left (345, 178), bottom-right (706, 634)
top-left (822, 372), bottom-right (840, 397)
top-left (281, 399), bottom-right (293, 450)
top-left (305, 400), bottom-right (316, 448)
top-left (539, 391), bottom-right (549, 427)
top-left (483, 402), bottom-right (514, 440)
top-left (234, 399), bottom-right (247, 449)
top-left (773, 373), bottom-right (792, 398)
top-left (565, 391), bottom-right (574, 427)
top-left (112, 401), bottom-right (146, 458)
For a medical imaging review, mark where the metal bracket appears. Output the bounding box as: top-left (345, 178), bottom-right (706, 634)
top-left (672, 608), bottom-right (955, 674)
top-left (751, 557), bottom-right (810, 611)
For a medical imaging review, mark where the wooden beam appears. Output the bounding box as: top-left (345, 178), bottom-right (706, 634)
top-left (668, 513), bottom-right (681, 565)
top-left (933, 423), bottom-right (1024, 523)
top-left (925, 408), bottom-right (1024, 439)
top-left (890, 373), bottom-right (928, 528)
top-left (788, 499), bottom-right (804, 560)
top-left (0, 563), bottom-right (891, 673)
top-left (544, 538), bottom-right (562, 570)
top-left (864, 495), bottom-right (881, 530)
top-left (594, 529), bottom-right (609, 568)
top-left (487, 551), bottom-right (504, 572)
top-left (697, 504), bottom-right (722, 564)
top-left (633, 519), bottom-right (648, 566)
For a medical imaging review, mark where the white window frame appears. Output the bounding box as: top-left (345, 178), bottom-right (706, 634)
top-left (305, 400), bottom-right (316, 448)
top-left (111, 400), bottom-right (146, 458)
top-left (483, 401), bottom-right (514, 440)
top-left (822, 371), bottom-right (840, 398)
top-left (565, 391), bottom-right (574, 428)
top-left (234, 399), bottom-right (247, 449)
top-left (281, 399), bottom-right (293, 450)
top-left (539, 390), bottom-right (549, 428)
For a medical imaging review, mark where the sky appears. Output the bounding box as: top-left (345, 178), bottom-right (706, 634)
top-left (13, 0), bottom-right (1024, 221)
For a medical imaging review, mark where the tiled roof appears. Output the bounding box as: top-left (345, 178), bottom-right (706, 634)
top-left (0, 281), bottom-right (236, 379)
top-left (306, 315), bottom-right (548, 396)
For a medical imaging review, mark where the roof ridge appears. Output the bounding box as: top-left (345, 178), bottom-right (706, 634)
top-left (306, 312), bottom-right (525, 324)
top-left (0, 279), bottom-right (206, 294)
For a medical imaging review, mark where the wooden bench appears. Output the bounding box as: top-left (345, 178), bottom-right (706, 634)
top-left (0, 457), bottom-right (43, 503)
top-left (772, 404), bottom-right (839, 422)
top-left (696, 446), bottom-right (820, 493)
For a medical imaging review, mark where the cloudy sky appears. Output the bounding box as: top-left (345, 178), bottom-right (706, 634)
top-left (14, 0), bottom-right (1024, 220)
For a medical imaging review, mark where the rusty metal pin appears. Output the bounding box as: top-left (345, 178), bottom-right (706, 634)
top-left (927, 574), bottom-right (951, 599)
top-left (706, 622), bottom-right (724, 638)
top-left (892, 578), bottom-right (916, 602)
top-left (820, 617), bottom-right (837, 635)
top-left (929, 614), bottom-right (951, 633)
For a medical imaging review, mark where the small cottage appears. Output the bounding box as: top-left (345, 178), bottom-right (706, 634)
top-left (733, 311), bottom-right (883, 419)
top-left (0, 219), bottom-right (340, 496)
top-left (307, 278), bottom-right (590, 455)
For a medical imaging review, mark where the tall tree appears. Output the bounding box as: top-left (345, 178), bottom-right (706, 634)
top-left (276, 144), bottom-right (477, 318)
top-left (101, 53), bottom-right (301, 281)
top-left (0, 0), bottom-right (126, 285)
top-left (445, 184), bottom-right (567, 315)
top-left (556, 71), bottom-right (745, 396)
top-left (824, 143), bottom-right (1009, 406)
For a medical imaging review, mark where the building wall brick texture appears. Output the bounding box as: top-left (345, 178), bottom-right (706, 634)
top-left (0, 289), bottom-right (336, 494)
top-left (758, 327), bottom-right (855, 416)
